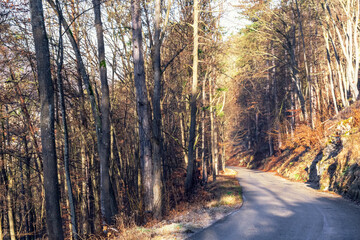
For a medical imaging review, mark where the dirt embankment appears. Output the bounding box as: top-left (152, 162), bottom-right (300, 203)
top-left (229, 103), bottom-right (360, 203)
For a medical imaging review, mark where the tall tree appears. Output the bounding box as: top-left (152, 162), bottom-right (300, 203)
top-left (4, 106), bottom-right (15, 240)
top-left (185, 0), bottom-right (199, 193)
top-left (131, 0), bottom-right (154, 214)
top-left (152, 0), bottom-right (163, 219)
top-left (294, 0), bottom-right (313, 128)
top-left (55, 0), bottom-right (78, 237)
top-left (29, 0), bottom-right (64, 238)
top-left (92, 0), bottom-right (117, 224)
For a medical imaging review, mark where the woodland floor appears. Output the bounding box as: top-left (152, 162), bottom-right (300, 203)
top-left (109, 169), bottom-right (243, 240)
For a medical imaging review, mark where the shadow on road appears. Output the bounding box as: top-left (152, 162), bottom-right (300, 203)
top-left (188, 168), bottom-right (360, 240)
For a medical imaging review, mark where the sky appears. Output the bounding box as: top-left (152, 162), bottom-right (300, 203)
top-left (220, 1), bottom-right (251, 37)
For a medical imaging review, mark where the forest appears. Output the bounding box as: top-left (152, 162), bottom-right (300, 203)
top-left (1, 0), bottom-right (360, 239)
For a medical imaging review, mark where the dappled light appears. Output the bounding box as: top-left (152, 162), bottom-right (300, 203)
top-left (2, 0), bottom-right (360, 239)
top-left (190, 168), bottom-right (360, 240)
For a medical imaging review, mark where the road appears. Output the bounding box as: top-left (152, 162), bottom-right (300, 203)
top-left (189, 167), bottom-right (360, 240)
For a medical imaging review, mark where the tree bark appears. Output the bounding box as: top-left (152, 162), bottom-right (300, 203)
top-left (294, 0), bottom-right (313, 128)
top-left (323, 29), bottom-right (339, 114)
top-left (151, 0), bottom-right (163, 219)
top-left (55, 2), bottom-right (78, 237)
top-left (80, 136), bottom-right (89, 235)
top-left (5, 112), bottom-right (16, 240)
top-left (180, 107), bottom-right (188, 166)
top-left (201, 71), bottom-right (208, 183)
top-left (89, 153), bottom-right (101, 233)
top-left (29, 0), bottom-right (64, 238)
top-left (221, 122), bottom-right (226, 171)
top-left (185, 0), bottom-right (199, 194)
top-left (131, 0), bottom-right (154, 213)
top-left (92, 0), bottom-right (117, 224)
top-left (6, 176), bottom-right (16, 240)
top-left (209, 75), bottom-right (218, 179)
top-left (266, 59), bottom-right (273, 156)
top-left (23, 137), bottom-right (36, 240)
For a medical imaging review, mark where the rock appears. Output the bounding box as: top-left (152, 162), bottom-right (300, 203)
top-left (307, 151), bottom-right (323, 187)
top-left (336, 117), bottom-right (353, 135)
top-left (323, 136), bottom-right (342, 160)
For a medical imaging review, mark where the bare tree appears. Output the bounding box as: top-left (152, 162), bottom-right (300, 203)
top-left (29, 0), bottom-right (64, 238)
top-left (92, 0), bottom-right (117, 224)
top-left (152, 0), bottom-right (163, 219)
top-left (185, 0), bottom-right (199, 194)
top-left (131, 0), bottom-right (154, 213)
top-left (55, 0), bottom-right (78, 237)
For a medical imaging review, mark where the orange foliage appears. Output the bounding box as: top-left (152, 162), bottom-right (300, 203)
top-left (351, 109), bottom-right (360, 128)
top-left (283, 124), bottom-right (324, 150)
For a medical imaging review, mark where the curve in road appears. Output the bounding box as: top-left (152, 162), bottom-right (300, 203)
top-left (189, 167), bottom-right (360, 240)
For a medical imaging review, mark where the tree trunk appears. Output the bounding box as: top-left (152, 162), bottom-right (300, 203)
top-left (0, 117), bottom-right (5, 240)
top-left (209, 74), bottom-right (217, 180)
top-left (266, 59), bottom-right (273, 156)
top-left (180, 109), bottom-right (188, 166)
top-left (89, 150), bottom-right (101, 233)
top-left (323, 29), bottom-right (339, 114)
top-left (92, 0), bottom-right (117, 224)
top-left (274, 48), bottom-right (282, 148)
top-left (151, 0), bottom-right (163, 219)
top-left (201, 71), bottom-right (207, 183)
top-left (6, 177), bottom-right (16, 240)
top-left (131, 0), bottom-right (154, 213)
top-left (47, 0), bottom-right (99, 124)
top-left (221, 122), bottom-right (226, 171)
top-left (289, 73), bottom-right (295, 139)
top-left (326, 0), bottom-right (360, 101)
top-left (287, 24), bottom-right (307, 122)
top-left (295, 0), bottom-right (313, 128)
top-left (29, 0), bottom-right (64, 238)
top-left (55, 2), bottom-right (78, 237)
top-left (5, 116), bottom-right (16, 240)
top-left (19, 136), bottom-right (32, 239)
top-left (185, 0), bottom-right (199, 193)
top-left (23, 137), bottom-right (35, 240)
top-left (80, 137), bottom-right (89, 235)
top-left (48, 0), bottom-right (107, 229)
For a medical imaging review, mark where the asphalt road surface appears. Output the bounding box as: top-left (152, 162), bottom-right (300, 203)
top-left (189, 167), bottom-right (360, 240)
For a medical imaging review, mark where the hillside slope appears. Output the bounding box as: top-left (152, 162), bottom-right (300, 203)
top-left (229, 102), bottom-right (360, 202)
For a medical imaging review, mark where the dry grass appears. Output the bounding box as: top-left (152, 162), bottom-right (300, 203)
top-left (207, 174), bottom-right (242, 208)
top-left (110, 169), bottom-right (242, 240)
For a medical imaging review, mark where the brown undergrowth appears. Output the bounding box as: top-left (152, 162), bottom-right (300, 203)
top-left (103, 169), bottom-right (242, 240)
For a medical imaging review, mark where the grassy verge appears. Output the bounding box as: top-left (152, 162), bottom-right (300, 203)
top-left (206, 169), bottom-right (243, 207)
top-left (110, 169), bottom-right (242, 240)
